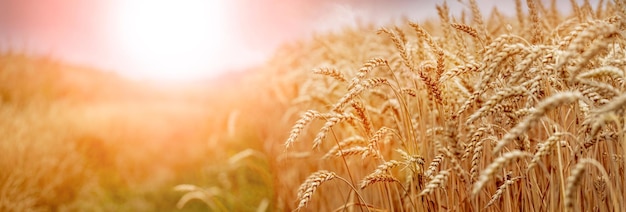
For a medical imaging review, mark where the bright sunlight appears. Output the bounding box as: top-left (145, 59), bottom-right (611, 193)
top-left (110, 0), bottom-right (227, 81)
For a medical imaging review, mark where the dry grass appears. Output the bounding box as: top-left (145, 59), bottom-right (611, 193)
top-left (276, 0), bottom-right (626, 211)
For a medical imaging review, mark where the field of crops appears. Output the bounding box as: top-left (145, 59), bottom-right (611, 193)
top-left (2, 0), bottom-right (626, 211)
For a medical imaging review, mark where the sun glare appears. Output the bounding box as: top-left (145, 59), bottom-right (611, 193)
top-left (111, 0), bottom-right (227, 81)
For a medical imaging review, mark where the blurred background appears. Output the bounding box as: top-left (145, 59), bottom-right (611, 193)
top-left (0, 0), bottom-right (527, 82)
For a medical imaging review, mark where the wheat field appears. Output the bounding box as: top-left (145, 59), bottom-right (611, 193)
top-left (3, 0), bottom-right (626, 211)
top-left (271, 0), bottom-right (626, 211)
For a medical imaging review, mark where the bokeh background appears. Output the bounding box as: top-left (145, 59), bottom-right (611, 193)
top-left (0, 0), bottom-right (538, 81)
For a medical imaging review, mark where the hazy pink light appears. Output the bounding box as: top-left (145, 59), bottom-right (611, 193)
top-left (1, 0), bottom-right (591, 82)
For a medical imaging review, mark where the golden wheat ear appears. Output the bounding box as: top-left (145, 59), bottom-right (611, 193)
top-left (296, 170), bottom-right (337, 210)
top-left (285, 110), bottom-right (321, 148)
top-left (473, 150), bottom-right (531, 195)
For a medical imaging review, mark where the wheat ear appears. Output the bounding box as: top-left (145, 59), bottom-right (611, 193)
top-left (296, 170), bottom-right (337, 209)
top-left (473, 150), bottom-right (531, 195)
top-left (419, 170), bottom-right (450, 196)
top-left (285, 110), bottom-right (320, 148)
top-left (485, 176), bottom-right (523, 209)
top-left (359, 174), bottom-right (399, 189)
top-left (493, 92), bottom-right (583, 154)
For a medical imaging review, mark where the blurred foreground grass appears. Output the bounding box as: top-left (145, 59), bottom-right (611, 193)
top-left (0, 53), bottom-right (275, 211)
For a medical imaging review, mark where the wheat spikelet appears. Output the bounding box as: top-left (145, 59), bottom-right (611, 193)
top-left (481, 43), bottom-right (529, 84)
top-left (463, 127), bottom-right (488, 160)
top-left (493, 92), bottom-right (583, 154)
top-left (285, 110), bottom-right (321, 148)
top-left (568, 36), bottom-right (618, 83)
top-left (442, 119), bottom-right (460, 154)
top-left (522, 75), bottom-right (544, 103)
top-left (565, 160), bottom-right (587, 210)
top-left (313, 67), bottom-right (347, 82)
top-left (359, 161), bottom-right (405, 191)
top-left (480, 34), bottom-right (517, 60)
top-left (409, 22), bottom-right (445, 80)
top-left (473, 150), bottom-right (531, 195)
top-left (466, 86), bottom-right (528, 124)
top-left (378, 27), bottom-right (410, 67)
top-left (470, 136), bottom-right (483, 182)
top-left (351, 101), bottom-right (374, 136)
top-left (585, 92), bottom-right (626, 136)
top-left (450, 18), bottom-right (471, 62)
top-left (511, 46), bottom-right (548, 84)
top-left (400, 88), bottom-right (417, 97)
top-left (332, 85), bottom-right (365, 113)
top-left (332, 78), bottom-right (388, 113)
top-left (367, 127), bottom-right (393, 158)
top-left (580, 86), bottom-right (611, 105)
top-left (312, 113), bottom-right (355, 149)
top-left (441, 148), bottom-right (469, 181)
top-left (527, 0), bottom-right (543, 44)
top-left (349, 58), bottom-right (388, 89)
top-left (359, 173), bottom-right (398, 189)
top-left (440, 61), bottom-right (481, 82)
top-left (582, 131), bottom-right (618, 149)
top-left (322, 136), bottom-right (367, 159)
top-left (297, 170), bottom-right (337, 209)
top-left (374, 160), bottom-right (403, 174)
top-left (393, 26), bottom-right (407, 45)
top-left (362, 77), bottom-right (390, 89)
top-left (513, 101), bottom-right (533, 119)
top-left (578, 79), bottom-right (620, 99)
top-left (593, 176), bottom-right (608, 202)
top-left (419, 170), bottom-right (449, 196)
top-left (577, 66), bottom-right (624, 80)
top-left (458, 43), bottom-right (529, 116)
top-left (396, 148), bottom-right (425, 171)
top-left (450, 23), bottom-right (481, 41)
top-left (594, 92), bottom-right (626, 114)
top-left (380, 26), bottom-right (442, 104)
top-left (557, 20), bottom-right (597, 50)
top-left (557, 20), bottom-right (618, 71)
top-left (527, 132), bottom-right (567, 170)
top-left (333, 146), bottom-right (370, 159)
top-left (424, 154), bottom-right (445, 178)
top-left (485, 176), bottom-right (523, 209)
top-left (468, 0), bottom-right (487, 41)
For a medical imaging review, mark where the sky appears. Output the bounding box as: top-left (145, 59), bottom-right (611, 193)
top-left (0, 0), bottom-right (593, 82)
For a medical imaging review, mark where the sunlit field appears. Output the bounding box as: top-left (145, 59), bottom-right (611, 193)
top-left (3, 0), bottom-right (626, 211)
